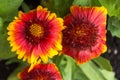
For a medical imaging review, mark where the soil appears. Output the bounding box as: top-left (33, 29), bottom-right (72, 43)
top-left (103, 31), bottom-right (120, 80)
top-left (0, 60), bottom-right (18, 80)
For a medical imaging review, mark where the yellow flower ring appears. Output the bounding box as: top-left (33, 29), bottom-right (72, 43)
top-left (7, 6), bottom-right (64, 64)
top-left (62, 5), bottom-right (107, 64)
top-left (18, 63), bottom-right (62, 80)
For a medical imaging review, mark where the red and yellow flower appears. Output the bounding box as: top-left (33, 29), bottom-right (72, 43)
top-left (7, 6), bottom-right (64, 64)
top-left (18, 63), bottom-right (62, 80)
top-left (62, 5), bottom-right (107, 64)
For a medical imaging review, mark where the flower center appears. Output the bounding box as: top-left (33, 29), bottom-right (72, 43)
top-left (29, 24), bottom-right (44, 37)
top-left (63, 23), bottom-right (98, 50)
top-left (36, 77), bottom-right (44, 80)
top-left (74, 24), bottom-right (87, 37)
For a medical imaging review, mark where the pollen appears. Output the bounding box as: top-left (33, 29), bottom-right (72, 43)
top-left (29, 24), bottom-right (44, 37)
top-left (74, 24), bottom-right (87, 37)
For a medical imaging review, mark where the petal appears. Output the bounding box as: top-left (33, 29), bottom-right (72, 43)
top-left (70, 5), bottom-right (107, 26)
top-left (77, 50), bottom-right (92, 64)
top-left (37, 6), bottom-right (50, 20)
top-left (18, 10), bottom-right (37, 22)
top-left (18, 63), bottom-right (62, 80)
top-left (48, 48), bottom-right (58, 58)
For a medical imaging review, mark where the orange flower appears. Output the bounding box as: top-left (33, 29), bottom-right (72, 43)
top-left (7, 6), bottom-right (64, 64)
top-left (62, 5), bottom-right (107, 64)
top-left (18, 63), bottom-right (62, 80)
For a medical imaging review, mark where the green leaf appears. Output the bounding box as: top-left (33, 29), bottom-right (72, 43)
top-left (0, 23), bottom-right (16, 59)
top-left (72, 0), bottom-right (101, 6)
top-left (54, 55), bottom-right (115, 80)
top-left (79, 61), bottom-right (106, 80)
top-left (7, 62), bottom-right (28, 80)
top-left (0, 33), bottom-right (16, 59)
top-left (55, 55), bottom-right (89, 80)
top-left (0, 0), bottom-right (23, 16)
top-left (90, 0), bottom-right (101, 6)
top-left (93, 56), bottom-right (112, 71)
top-left (73, 0), bottom-right (91, 6)
top-left (21, 2), bottom-right (30, 12)
top-left (53, 55), bottom-right (72, 80)
top-left (5, 57), bottom-right (21, 65)
top-left (79, 61), bottom-right (116, 80)
top-left (100, 69), bottom-right (116, 80)
top-left (41, 0), bottom-right (74, 17)
top-left (0, 22), bottom-right (8, 34)
top-left (2, 9), bottom-right (18, 22)
top-left (72, 64), bottom-right (89, 80)
top-left (72, 70), bottom-right (89, 80)
top-left (63, 56), bottom-right (72, 80)
top-left (0, 17), bottom-right (3, 28)
top-left (107, 16), bottom-right (120, 38)
top-left (98, 0), bottom-right (120, 19)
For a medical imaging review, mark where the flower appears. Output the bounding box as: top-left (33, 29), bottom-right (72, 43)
top-left (62, 5), bottom-right (107, 64)
top-left (18, 63), bottom-right (62, 80)
top-left (7, 6), bottom-right (64, 64)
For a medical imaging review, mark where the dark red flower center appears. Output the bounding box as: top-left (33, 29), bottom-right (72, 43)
top-left (63, 22), bottom-right (98, 50)
top-left (24, 22), bottom-right (48, 45)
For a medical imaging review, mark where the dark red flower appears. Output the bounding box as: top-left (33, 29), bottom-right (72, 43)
top-left (18, 63), bottom-right (62, 80)
top-left (62, 5), bottom-right (107, 64)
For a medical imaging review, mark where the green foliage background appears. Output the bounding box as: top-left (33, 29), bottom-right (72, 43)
top-left (0, 0), bottom-right (120, 80)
